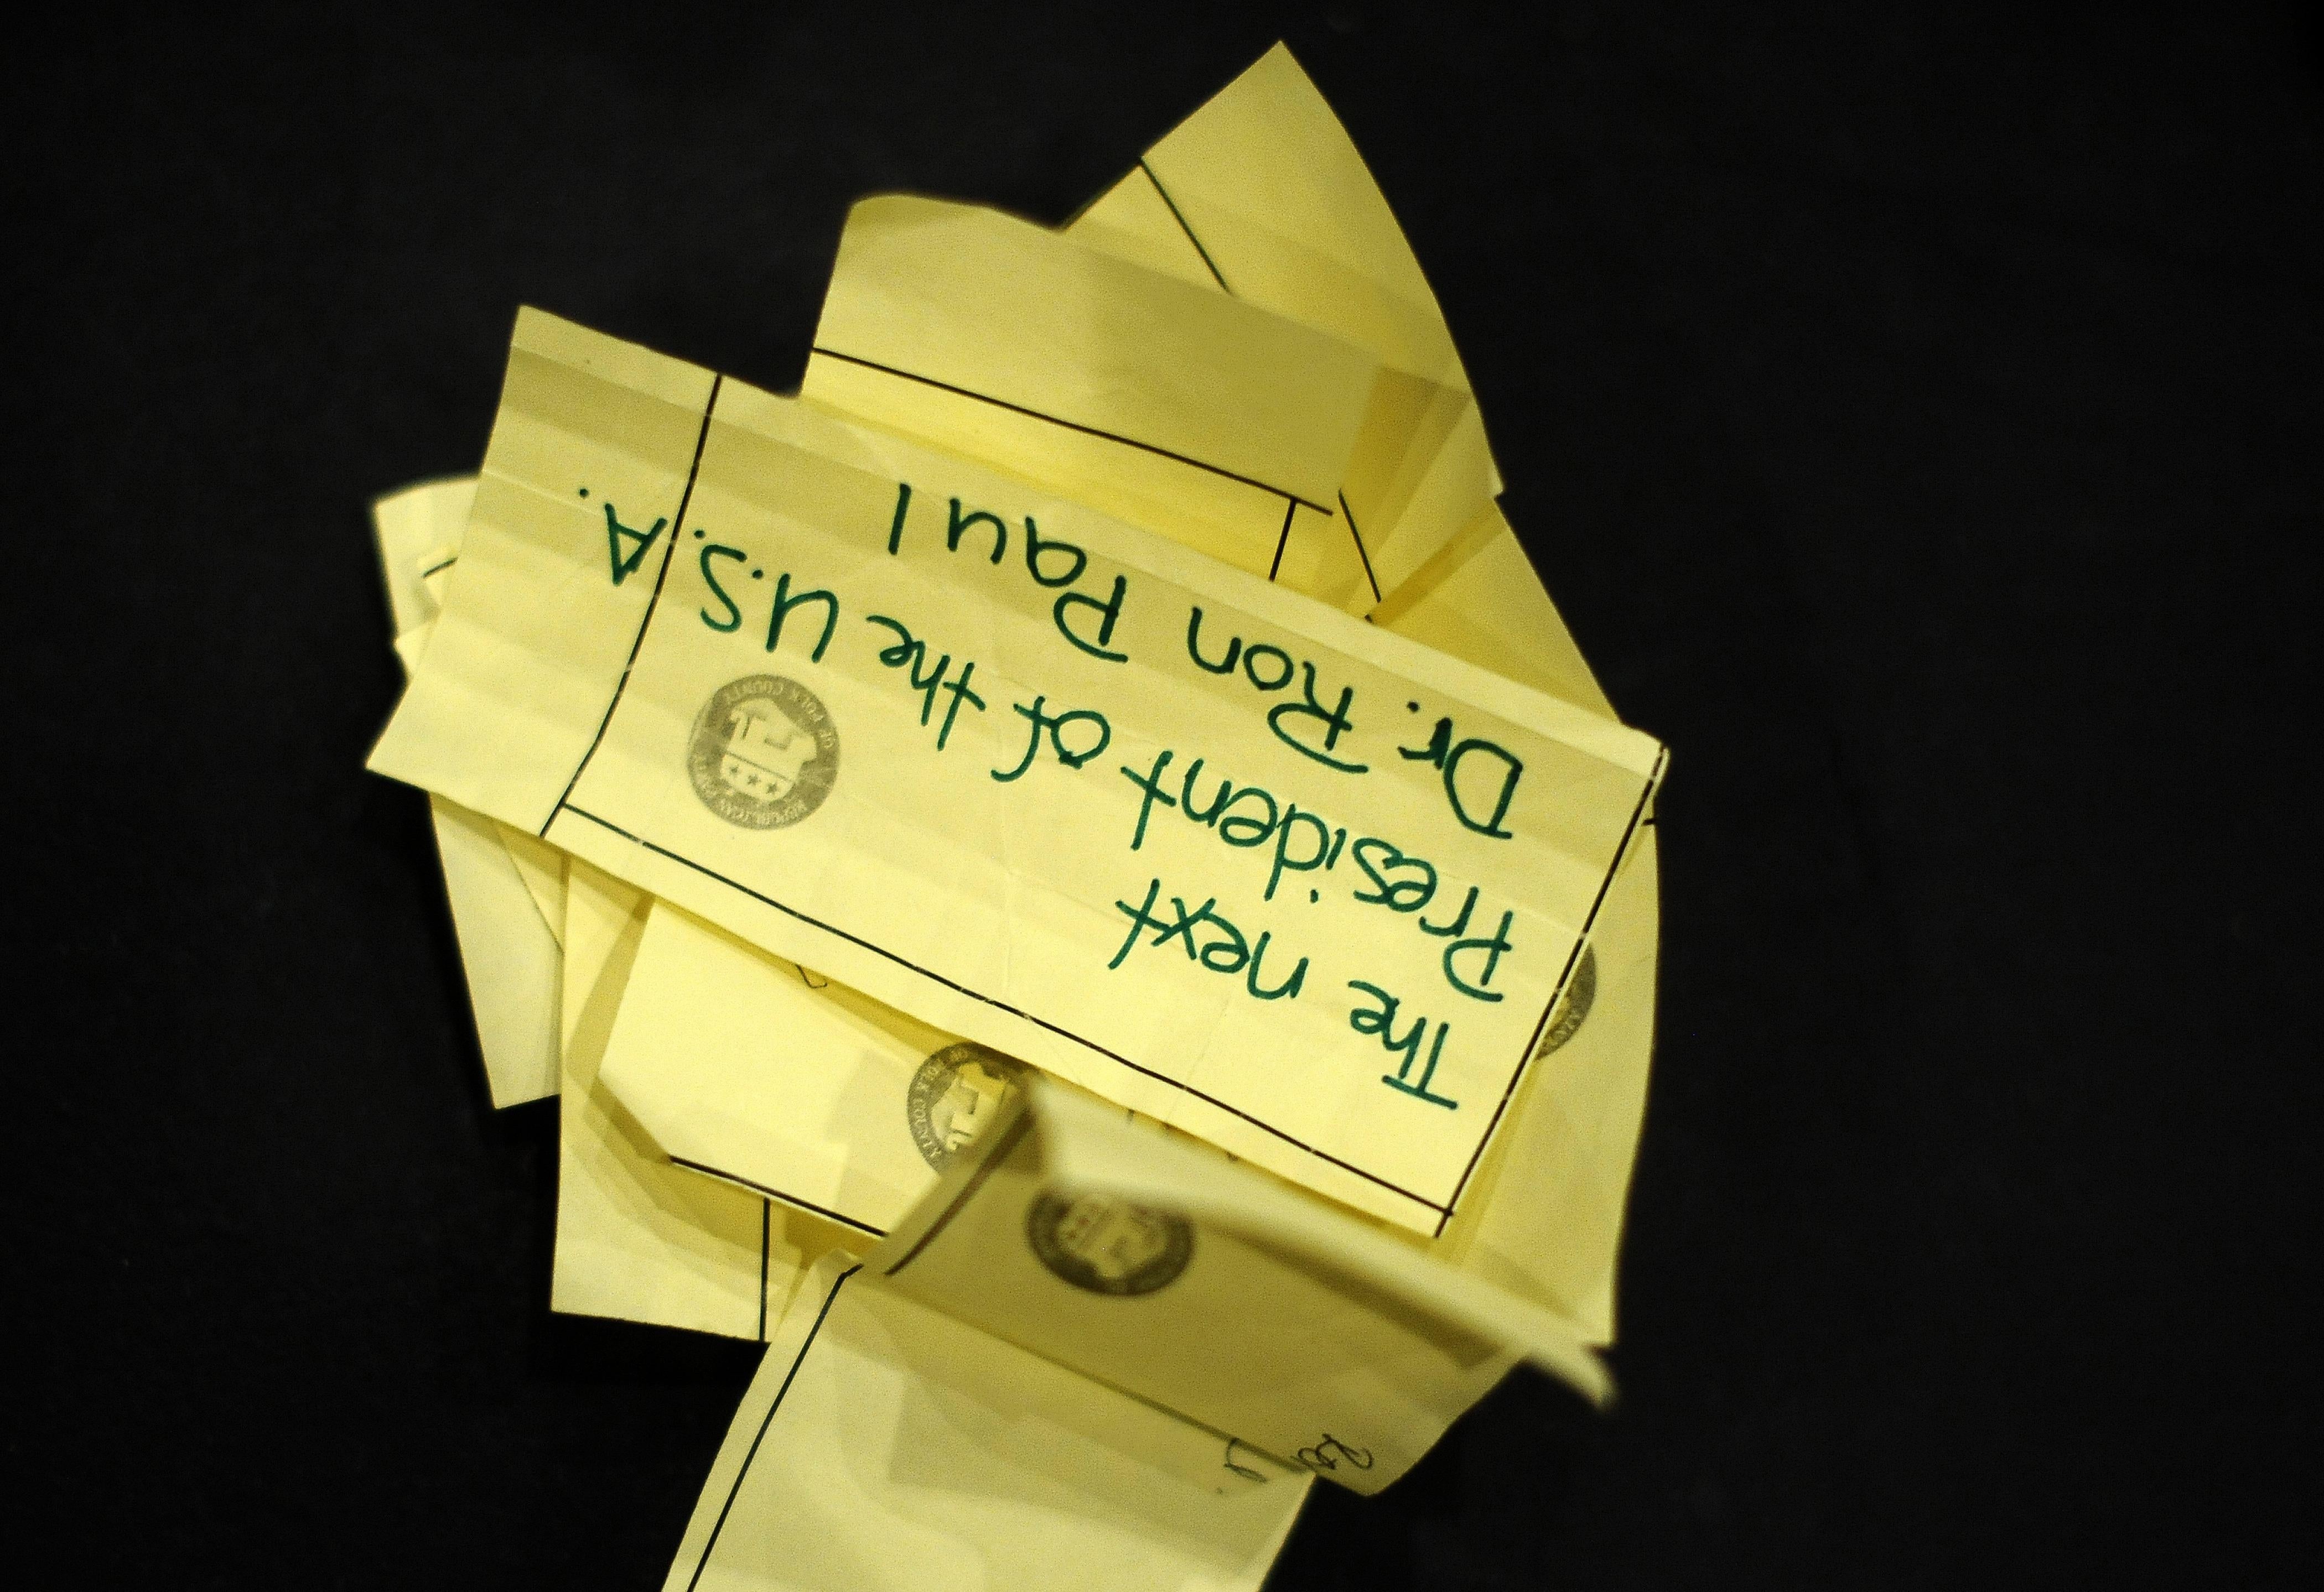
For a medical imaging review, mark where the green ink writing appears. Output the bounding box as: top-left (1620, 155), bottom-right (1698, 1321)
top-left (1184, 608), bottom-right (1365, 771)
top-left (1348, 981), bottom-right (1459, 1109)
top-left (1054, 577), bottom-right (1128, 663)
top-left (765, 573), bottom-right (838, 663)
top-left (1186, 607), bottom-right (1239, 674)
top-left (1268, 662), bottom-right (1364, 772)
top-left (1242, 643), bottom-right (1293, 691)
top-left (993, 695), bottom-right (1111, 782)
top-left (1118, 747), bottom-right (1348, 901)
top-left (1023, 516), bottom-right (1085, 587)
top-left (1399, 715), bottom-right (1523, 839)
top-left (1111, 877), bottom-right (1308, 1002)
top-left (887, 481), bottom-right (911, 555)
top-left (603, 502), bottom-right (666, 586)
top-left (948, 497), bottom-right (1008, 564)
top-left (698, 544), bottom-right (746, 632)
top-left (864, 613), bottom-right (987, 750)
top-left (1418, 884), bottom-right (1517, 1002)
top-left (1265, 807), bottom-right (1336, 903)
top-left (1348, 836), bottom-right (1437, 912)
top-left (1215, 785), bottom-right (1278, 846)
top-left (885, 481), bottom-right (1132, 664)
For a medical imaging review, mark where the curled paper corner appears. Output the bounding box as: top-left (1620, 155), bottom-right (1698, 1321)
top-left (860, 1075), bottom-right (1612, 1493)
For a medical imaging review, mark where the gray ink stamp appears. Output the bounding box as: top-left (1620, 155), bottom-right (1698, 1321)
top-left (687, 675), bottom-right (839, 829)
top-left (1534, 945), bottom-right (1598, 1058)
top-left (906, 1043), bottom-right (1025, 1172)
top-left (1025, 1192), bottom-right (1194, 1297)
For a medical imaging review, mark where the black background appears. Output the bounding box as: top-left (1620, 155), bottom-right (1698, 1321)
top-left (8, 3), bottom-right (2317, 1586)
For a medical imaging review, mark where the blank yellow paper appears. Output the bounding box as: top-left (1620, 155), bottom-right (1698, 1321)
top-left (665, 1255), bottom-right (1310, 1591)
top-left (550, 856), bottom-right (842, 1339)
top-left (369, 310), bottom-right (1663, 1233)
top-left (373, 478), bottom-right (562, 1107)
top-left (377, 477), bottom-right (572, 958)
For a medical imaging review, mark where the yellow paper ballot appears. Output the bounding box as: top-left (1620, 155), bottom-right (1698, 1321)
top-left (551, 857), bottom-right (840, 1339)
top-left (368, 309), bottom-right (1666, 1235)
top-left (1068, 44), bottom-right (1501, 608)
top-left (865, 1079), bottom-right (1605, 1495)
top-left (801, 195), bottom-right (1378, 597)
top-left (597, 571), bottom-right (1654, 1337)
top-left (595, 511), bottom-right (1646, 1309)
top-left (372, 478), bottom-right (562, 1108)
top-left (606, 71), bottom-right (1663, 1324)
top-left (665, 1255), bottom-right (1310, 1592)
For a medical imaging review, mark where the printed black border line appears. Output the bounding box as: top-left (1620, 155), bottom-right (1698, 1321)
top-left (682, 1263), bottom-right (862, 1592)
top-left (756, 1201), bottom-right (770, 1341)
top-left (1430, 744), bottom-right (1670, 1237)
top-left (541, 373), bottom-right (724, 836)
top-left (555, 803), bottom-right (1446, 1219)
top-left (1338, 492), bottom-right (1384, 607)
top-left (673, 1156), bottom-right (891, 1241)
top-left (881, 1111), bottom-right (1034, 1277)
top-left (1267, 498), bottom-right (1296, 580)
top-left (807, 346), bottom-right (1334, 516)
top-left (1138, 159), bottom-right (1233, 294)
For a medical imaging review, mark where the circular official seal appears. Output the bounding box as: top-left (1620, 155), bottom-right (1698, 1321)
top-left (1025, 1192), bottom-right (1194, 1297)
top-left (687, 675), bottom-right (839, 829)
top-left (1534, 945), bottom-right (1598, 1058)
top-left (906, 1043), bottom-right (1026, 1172)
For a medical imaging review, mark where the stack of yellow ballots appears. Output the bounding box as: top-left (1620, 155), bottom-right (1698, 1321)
top-left (370, 45), bottom-right (1666, 1591)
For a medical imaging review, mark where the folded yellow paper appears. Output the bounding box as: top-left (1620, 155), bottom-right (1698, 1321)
top-left (372, 478), bottom-right (562, 1107)
top-left (596, 903), bottom-right (957, 1241)
top-left (551, 857), bottom-right (843, 1338)
top-left (664, 1254), bottom-right (1310, 1591)
top-left (377, 477), bottom-right (572, 956)
top-left (802, 195), bottom-right (1378, 592)
top-left (865, 1078), bottom-right (1605, 1494)
top-left (1073, 46), bottom-right (1663, 1338)
top-left (583, 39), bottom-right (1659, 1339)
top-left (599, 597), bottom-right (1656, 1336)
top-left (370, 309), bottom-right (1663, 1234)
top-left (1068, 43), bottom-right (1500, 610)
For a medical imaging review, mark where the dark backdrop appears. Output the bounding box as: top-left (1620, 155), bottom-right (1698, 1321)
top-left (8, 3), bottom-right (2316, 1586)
